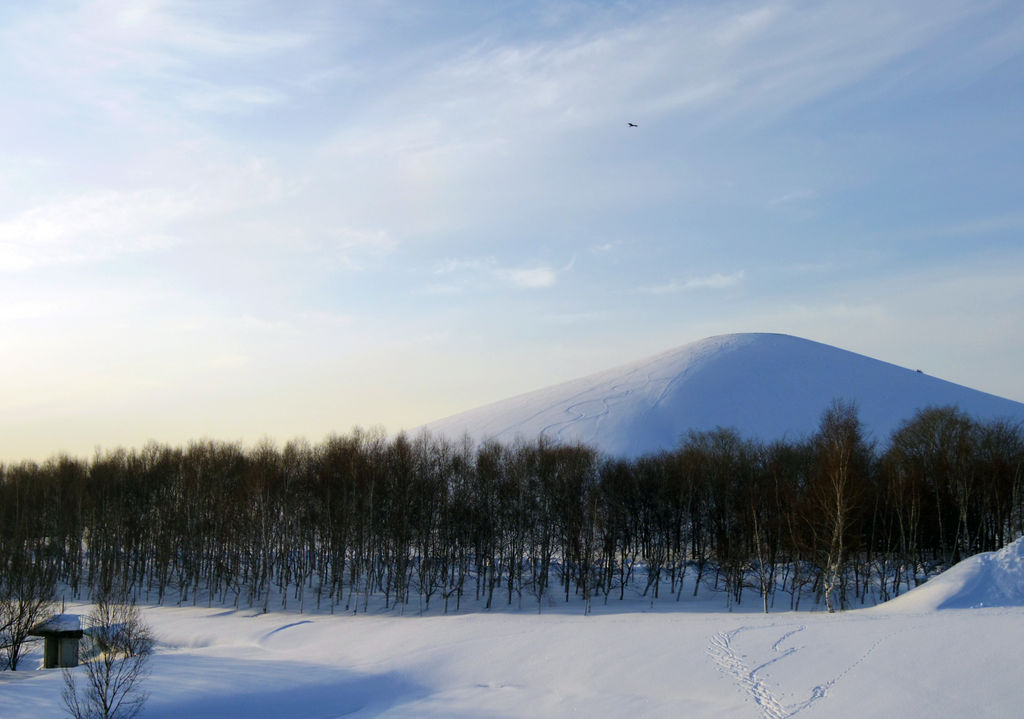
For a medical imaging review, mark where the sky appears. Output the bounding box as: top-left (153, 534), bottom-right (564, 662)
top-left (2, 0), bottom-right (1023, 462)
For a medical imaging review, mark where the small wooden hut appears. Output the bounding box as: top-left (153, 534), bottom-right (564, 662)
top-left (30, 614), bottom-right (83, 668)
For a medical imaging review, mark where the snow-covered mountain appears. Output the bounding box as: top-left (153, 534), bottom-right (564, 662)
top-left (419, 333), bottom-right (1024, 456)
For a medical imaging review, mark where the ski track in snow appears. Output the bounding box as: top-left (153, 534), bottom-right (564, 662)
top-left (707, 624), bottom-right (888, 719)
top-left (498, 339), bottom-right (723, 443)
top-left (540, 373), bottom-right (646, 440)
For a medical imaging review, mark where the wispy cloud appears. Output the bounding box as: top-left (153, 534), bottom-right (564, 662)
top-left (309, 0), bottom-right (994, 250)
top-left (6, 2), bottom-right (309, 70)
top-left (919, 213), bottom-right (1024, 238)
top-left (180, 84), bottom-right (287, 114)
top-left (421, 283), bottom-right (464, 296)
top-left (1, 1), bottom-right (309, 132)
top-left (432, 256), bottom-right (562, 291)
top-left (768, 189), bottom-right (818, 207)
top-left (0, 150), bottom-right (306, 273)
top-left (240, 311), bottom-right (354, 333)
top-left (788, 261), bottom-right (835, 274)
top-left (433, 258), bottom-right (491, 275)
top-left (335, 0), bottom-right (986, 148)
top-left (591, 241), bottom-right (622, 254)
top-left (498, 266), bottom-right (558, 289)
top-left (638, 271), bottom-right (746, 295)
top-left (0, 189), bottom-right (192, 271)
top-left (770, 301), bottom-right (888, 324)
top-left (318, 227), bottom-right (396, 271)
top-left (541, 310), bottom-right (616, 325)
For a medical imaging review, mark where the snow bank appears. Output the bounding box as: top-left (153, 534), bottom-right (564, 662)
top-left (878, 537), bottom-right (1024, 612)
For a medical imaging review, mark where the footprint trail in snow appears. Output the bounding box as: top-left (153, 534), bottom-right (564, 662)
top-left (707, 624), bottom-right (885, 719)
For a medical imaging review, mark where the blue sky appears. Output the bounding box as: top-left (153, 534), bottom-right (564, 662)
top-left (2, 0), bottom-right (1023, 461)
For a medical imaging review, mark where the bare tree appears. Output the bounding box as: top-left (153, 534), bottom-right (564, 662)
top-left (62, 598), bottom-right (154, 719)
top-left (807, 400), bottom-right (872, 612)
top-left (0, 553), bottom-right (56, 670)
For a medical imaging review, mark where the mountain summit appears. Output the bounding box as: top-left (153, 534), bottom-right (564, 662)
top-left (419, 333), bottom-right (1024, 457)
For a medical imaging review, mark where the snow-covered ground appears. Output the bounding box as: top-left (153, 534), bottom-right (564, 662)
top-left (419, 333), bottom-right (1024, 456)
top-left (4, 540), bottom-right (1024, 718)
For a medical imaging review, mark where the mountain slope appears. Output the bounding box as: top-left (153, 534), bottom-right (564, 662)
top-left (419, 333), bottom-right (1024, 456)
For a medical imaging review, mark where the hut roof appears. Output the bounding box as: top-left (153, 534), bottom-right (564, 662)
top-left (31, 614), bottom-right (84, 637)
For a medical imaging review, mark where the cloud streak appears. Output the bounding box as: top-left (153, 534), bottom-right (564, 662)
top-left (432, 257), bottom-right (562, 291)
top-left (638, 271), bottom-right (747, 295)
top-left (0, 189), bottom-right (192, 271)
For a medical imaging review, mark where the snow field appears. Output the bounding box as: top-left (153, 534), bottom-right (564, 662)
top-left (3, 587), bottom-right (1023, 716)
top-left (6, 541), bottom-right (1024, 718)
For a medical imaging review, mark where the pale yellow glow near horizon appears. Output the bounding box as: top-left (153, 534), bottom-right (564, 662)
top-left (6, 320), bottom-right (1024, 465)
top-left (0, 326), bottom-right (584, 464)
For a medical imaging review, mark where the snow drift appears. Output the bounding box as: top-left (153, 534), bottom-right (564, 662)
top-left (879, 537), bottom-right (1024, 612)
top-left (419, 333), bottom-right (1024, 457)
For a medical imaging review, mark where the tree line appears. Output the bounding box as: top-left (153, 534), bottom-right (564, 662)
top-left (2, 401), bottom-right (1023, 640)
